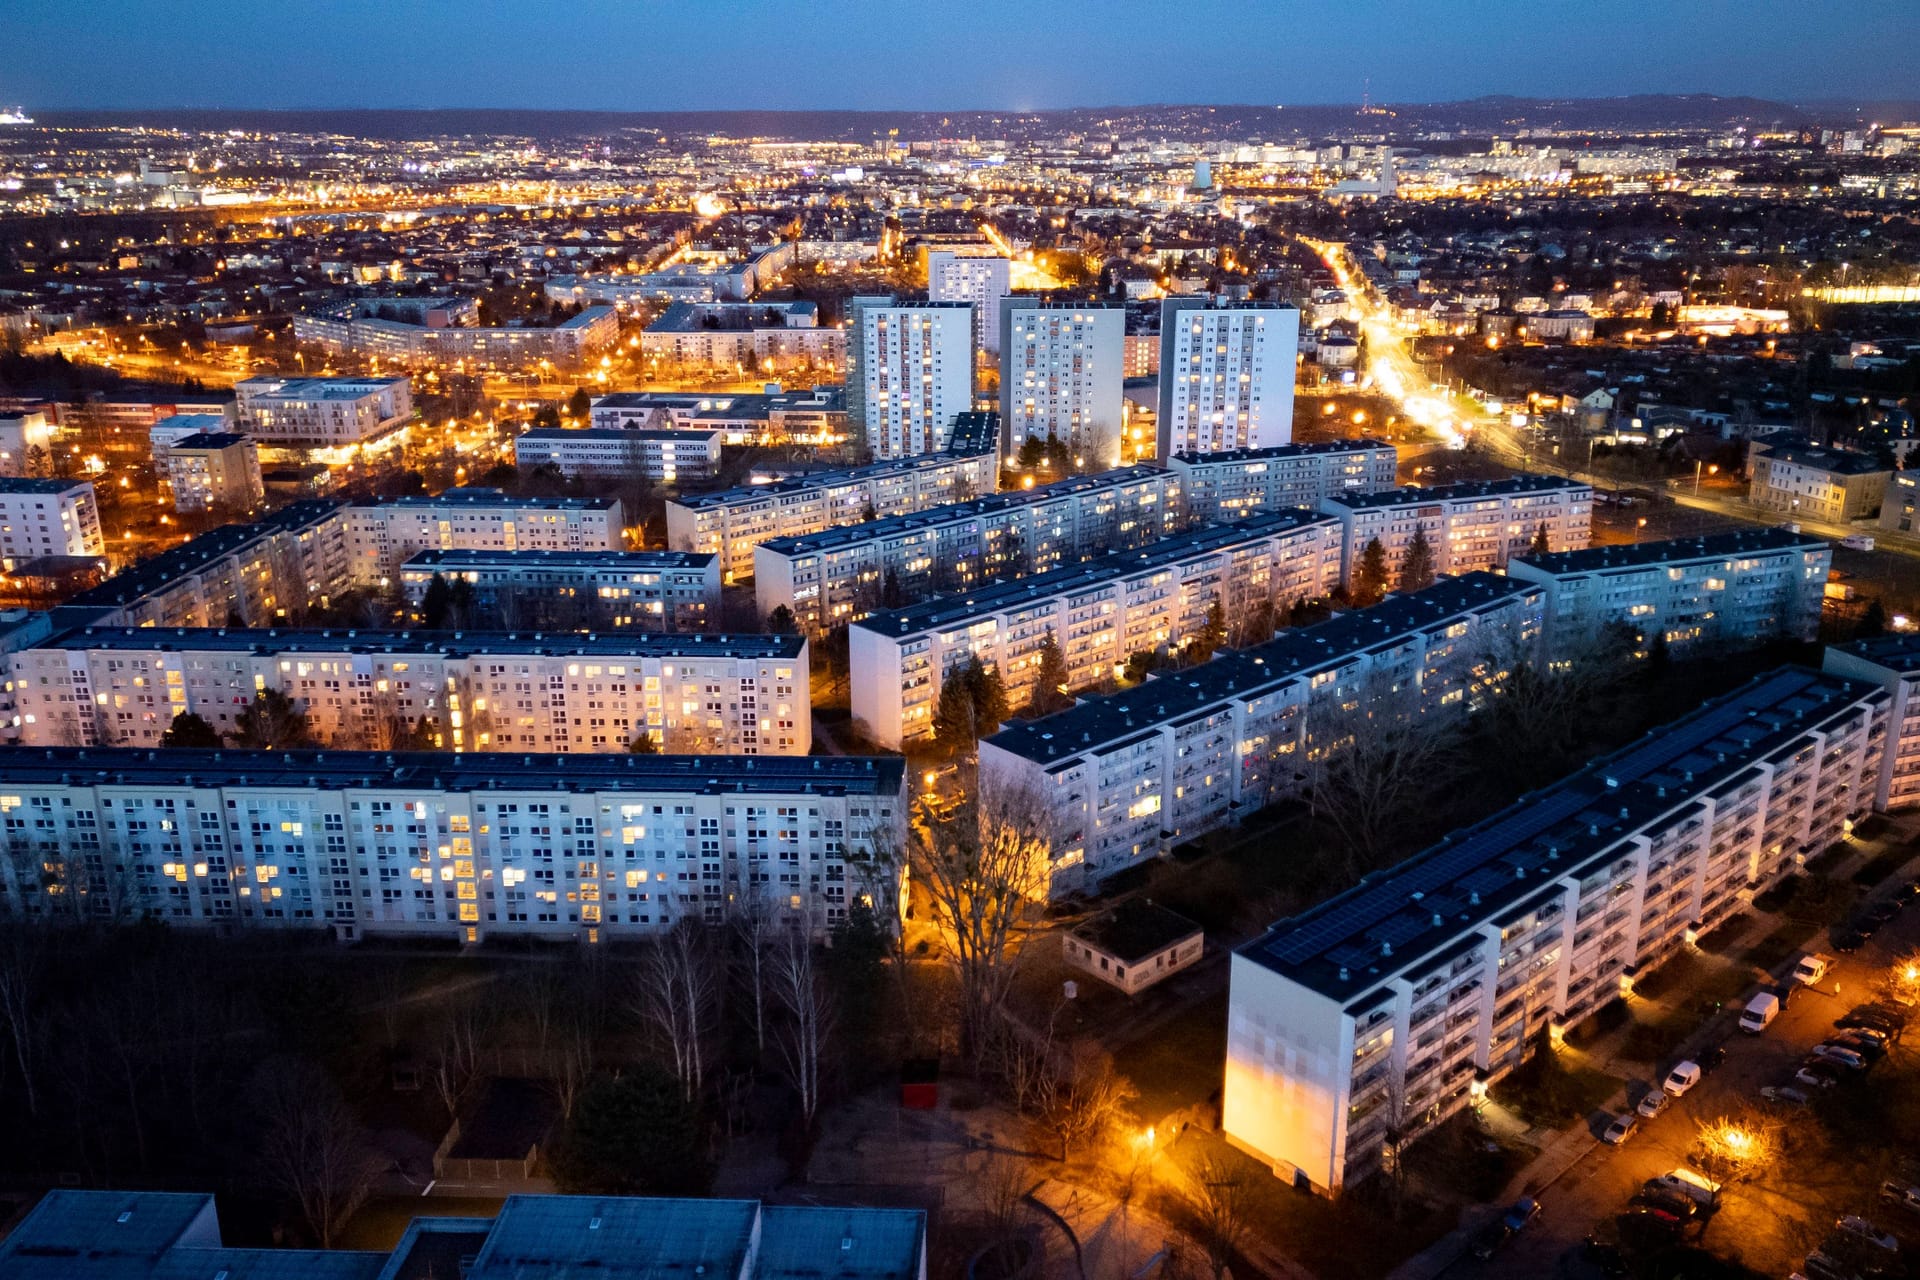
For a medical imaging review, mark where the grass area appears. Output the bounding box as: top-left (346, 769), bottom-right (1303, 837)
top-left (1617, 952), bottom-right (1752, 1064)
top-left (1851, 844), bottom-right (1913, 887)
top-left (1752, 875), bottom-right (1804, 915)
top-left (1158, 1129), bottom-right (1453, 1280)
top-left (1804, 843), bottom-right (1852, 877)
top-left (1693, 914), bottom-right (1749, 955)
top-left (1739, 919), bottom-right (1815, 973)
top-left (1490, 1046), bottom-right (1622, 1128)
top-left (1401, 1112), bottom-right (1534, 1203)
top-left (1110, 988), bottom-right (1228, 1119)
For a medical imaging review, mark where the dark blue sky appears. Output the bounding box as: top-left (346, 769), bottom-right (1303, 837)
top-left (9, 0), bottom-right (1918, 111)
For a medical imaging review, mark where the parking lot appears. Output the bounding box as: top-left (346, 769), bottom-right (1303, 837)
top-left (1445, 870), bottom-right (1920, 1279)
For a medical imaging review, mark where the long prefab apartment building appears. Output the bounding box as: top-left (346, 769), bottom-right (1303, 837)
top-left (850, 509), bottom-right (1343, 750)
top-left (1169, 440), bottom-right (1398, 524)
top-left (1320, 474), bottom-right (1593, 581)
top-left (1225, 668), bottom-right (1883, 1194)
top-left (0, 749), bottom-right (907, 943)
top-left (400, 548), bottom-right (722, 633)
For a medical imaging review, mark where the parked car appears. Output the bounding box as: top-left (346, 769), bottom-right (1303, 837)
top-left (1809, 1043), bottom-right (1869, 1070)
top-left (1697, 1045), bottom-right (1727, 1072)
top-left (1602, 1114), bottom-right (1639, 1145)
top-left (1832, 1024), bottom-right (1891, 1047)
top-left (1797, 1061), bottom-right (1845, 1088)
top-left (1865, 900), bottom-right (1903, 929)
top-left (1826, 1032), bottom-right (1886, 1061)
top-left (1741, 991), bottom-right (1781, 1032)
top-left (1835, 1216), bottom-right (1899, 1252)
top-left (1469, 1219), bottom-right (1513, 1261)
top-left (1630, 1187), bottom-right (1699, 1220)
top-left (1639, 1089), bottom-right (1673, 1118)
top-left (1579, 1239), bottom-right (1630, 1277)
top-left (1762, 1084), bottom-right (1812, 1106)
top-left (1648, 1168), bottom-right (1721, 1207)
top-left (1663, 1061), bottom-right (1702, 1095)
top-left (1503, 1197), bottom-right (1542, 1233)
top-left (1794, 954), bottom-right (1834, 985)
top-left (1833, 930), bottom-right (1867, 954)
top-left (1879, 1181), bottom-right (1920, 1213)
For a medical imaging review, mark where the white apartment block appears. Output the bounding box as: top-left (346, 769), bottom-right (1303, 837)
top-left (61, 501), bottom-right (350, 629)
top-left (343, 489), bottom-right (624, 584)
top-left (163, 432), bottom-right (264, 514)
top-left (1823, 637), bottom-right (1920, 812)
top-left (589, 388), bottom-right (847, 447)
top-left (1509, 528), bottom-right (1830, 660)
top-left (234, 376), bottom-right (412, 448)
top-left (0, 412), bottom-right (53, 475)
top-left (12, 629), bottom-right (809, 756)
top-left (514, 428), bottom-right (723, 484)
top-left (979, 574), bottom-right (1546, 898)
top-left (149, 414), bottom-right (231, 467)
top-left (1748, 438), bottom-right (1889, 524)
top-left (0, 748), bottom-right (907, 944)
top-left (1320, 475), bottom-right (1592, 584)
top-left (295, 301), bottom-right (619, 369)
top-left (0, 479), bottom-right (106, 570)
top-left (638, 300), bottom-right (844, 371)
top-left (998, 302), bottom-right (1126, 467)
top-left (400, 549), bottom-right (721, 634)
top-left (1225, 668), bottom-right (1884, 1193)
top-left (928, 253), bottom-right (1011, 354)
top-left (1156, 300), bottom-right (1300, 456)
top-left (850, 510), bottom-right (1342, 750)
top-left (666, 449), bottom-right (999, 584)
top-left (1170, 440), bottom-right (1399, 523)
top-left (846, 298), bottom-right (974, 458)
top-left (755, 466), bottom-right (1184, 635)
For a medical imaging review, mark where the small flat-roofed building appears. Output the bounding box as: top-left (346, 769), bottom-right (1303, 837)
top-left (1067, 899), bottom-right (1204, 994)
top-left (514, 427), bottom-right (723, 484)
top-left (234, 375), bottom-right (412, 448)
top-left (163, 431), bottom-right (264, 514)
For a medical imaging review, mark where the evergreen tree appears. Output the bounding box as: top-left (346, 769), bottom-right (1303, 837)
top-left (1530, 522), bottom-right (1551, 556)
top-left (628, 730), bottom-right (660, 754)
top-left (565, 386), bottom-right (593, 419)
top-left (1860, 598), bottom-right (1889, 639)
top-left (548, 1068), bottom-right (709, 1197)
top-left (229, 689), bottom-right (312, 751)
top-left (421, 573), bottom-right (453, 628)
top-left (1024, 630), bottom-right (1073, 718)
top-left (1351, 536), bottom-right (1391, 607)
top-left (1015, 435), bottom-right (1047, 472)
top-left (881, 567), bottom-right (904, 609)
top-left (1188, 599), bottom-right (1227, 665)
top-left (766, 604), bottom-right (797, 635)
top-left (968, 657), bottom-right (1009, 740)
top-left (931, 668), bottom-right (976, 756)
top-left (1398, 525), bottom-right (1437, 593)
top-left (159, 711), bottom-right (221, 748)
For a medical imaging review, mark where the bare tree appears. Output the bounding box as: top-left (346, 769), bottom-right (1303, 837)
top-left (914, 771), bottom-right (1052, 1065)
top-left (425, 995), bottom-right (487, 1118)
top-left (633, 919), bottom-right (718, 1102)
top-left (768, 927), bottom-right (834, 1129)
top-left (1303, 676), bottom-right (1468, 878)
top-left (250, 1057), bottom-right (385, 1248)
top-left (1033, 1042), bottom-right (1135, 1162)
top-left (1187, 1153), bottom-right (1252, 1279)
top-left (0, 927), bottom-right (45, 1115)
top-left (732, 889), bottom-right (774, 1060)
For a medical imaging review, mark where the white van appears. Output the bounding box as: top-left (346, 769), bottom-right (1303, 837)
top-left (1651, 1167), bottom-right (1721, 1207)
top-left (1841, 535), bottom-right (1877, 552)
top-left (1793, 954), bottom-right (1832, 986)
top-left (1740, 991), bottom-right (1780, 1033)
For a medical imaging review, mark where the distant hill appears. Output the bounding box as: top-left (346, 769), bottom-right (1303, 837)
top-left (28, 95), bottom-right (1904, 142)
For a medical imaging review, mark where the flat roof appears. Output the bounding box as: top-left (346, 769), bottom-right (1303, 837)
top-left (0, 746), bottom-right (906, 797)
top-left (647, 300), bottom-right (816, 333)
top-left (401, 548), bottom-right (714, 571)
top-left (64, 501), bottom-right (346, 609)
top-left (238, 377), bottom-right (406, 401)
top-left (854, 510), bottom-right (1336, 639)
top-left (1071, 899), bottom-right (1202, 963)
top-left (672, 449), bottom-right (991, 512)
top-left (369, 488), bottom-right (618, 512)
top-left (1512, 527), bottom-right (1826, 576)
top-left (1239, 667), bottom-right (1879, 1003)
top-left (46, 626), bottom-right (802, 661)
top-left (466, 1195), bottom-right (759, 1280)
top-left (755, 1205), bottom-right (927, 1280)
top-left (1171, 438), bottom-right (1396, 467)
top-left (1830, 632), bottom-right (1920, 672)
top-left (168, 432), bottom-right (252, 450)
top-left (1760, 440), bottom-right (1890, 477)
top-left (517, 428), bottom-right (721, 443)
top-left (1324, 473), bottom-right (1590, 511)
top-left (0, 478), bottom-right (92, 495)
top-left (985, 572), bottom-right (1535, 765)
top-left (763, 465), bottom-right (1172, 557)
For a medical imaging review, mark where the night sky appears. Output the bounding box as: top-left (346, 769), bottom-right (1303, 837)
top-left (8, 0), bottom-right (1918, 111)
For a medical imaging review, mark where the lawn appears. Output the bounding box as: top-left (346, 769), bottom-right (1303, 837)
top-left (1110, 988), bottom-right (1228, 1120)
top-left (1490, 1047), bottom-right (1621, 1129)
top-left (1851, 844), bottom-right (1913, 887)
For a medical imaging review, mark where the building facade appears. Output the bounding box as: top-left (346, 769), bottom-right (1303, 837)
top-left (0, 478), bottom-right (106, 570)
top-left (1823, 637), bottom-right (1920, 812)
top-left (343, 489), bottom-right (624, 583)
top-left (850, 510), bottom-right (1343, 750)
top-left (639, 300), bottom-right (844, 372)
top-left (295, 300), bottom-right (619, 369)
top-left (1225, 668), bottom-right (1884, 1193)
top-left (589, 388), bottom-right (847, 446)
top-left (1170, 440), bottom-right (1399, 523)
top-left (1156, 300), bottom-right (1300, 456)
top-left (998, 302), bottom-right (1125, 466)
top-left (1320, 475), bottom-right (1592, 584)
top-left (666, 448), bottom-right (999, 584)
top-left (1509, 529), bottom-right (1830, 660)
top-left (233, 376), bottom-right (412, 448)
top-left (0, 412), bottom-right (53, 475)
top-left (12, 628), bottom-right (808, 756)
top-left (163, 431), bottom-right (264, 513)
top-left (400, 549), bottom-right (721, 633)
top-left (928, 252), bottom-right (1011, 354)
top-left (755, 466), bottom-right (1184, 634)
top-left (1747, 439), bottom-right (1889, 524)
top-left (514, 428), bottom-right (723, 484)
top-left (846, 297), bottom-right (974, 458)
top-left (0, 748), bottom-right (906, 943)
top-left (978, 574), bottom-right (1546, 897)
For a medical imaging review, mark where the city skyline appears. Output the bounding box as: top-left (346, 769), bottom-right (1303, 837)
top-left (6, 0), bottom-right (1920, 113)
